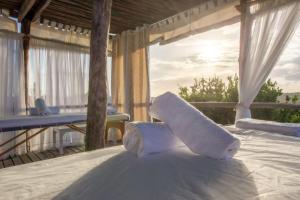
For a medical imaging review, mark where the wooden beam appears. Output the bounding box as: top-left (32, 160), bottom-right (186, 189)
top-left (18, 0), bottom-right (36, 22)
top-left (86, 0), bottom-right (112, 151)
top-left (32, 0), bottom-right (52, 22)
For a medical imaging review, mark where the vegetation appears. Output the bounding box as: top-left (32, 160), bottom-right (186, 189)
top-left (178, 75), bottom-right (300, 124)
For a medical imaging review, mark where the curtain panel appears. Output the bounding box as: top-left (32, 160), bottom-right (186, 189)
top-left (112, 27), bottom-right (150, 121)
top-left (28, 38), bottom-right (89, 151)
top-left (236, 0), bottom-right (300, 121)
top-left (0, 31), bottom-right (25, 159)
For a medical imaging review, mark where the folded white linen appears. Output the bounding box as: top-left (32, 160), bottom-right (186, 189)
top-left (150, 92), bottom-right (240, 159)
top-left (236, 118), bottom-right (300, 137)
top-left (123, 122), bottom-right (183, 157)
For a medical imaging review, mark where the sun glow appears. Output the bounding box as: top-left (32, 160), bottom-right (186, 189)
top-left (197, 42), bottom-right (223, 62)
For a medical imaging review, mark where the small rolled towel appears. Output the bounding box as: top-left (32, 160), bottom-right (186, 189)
top-left (35, 98), bottom-right (51, 116)
top-left (123, 122), bottom-right (183, 157)
top-left (150, 92), bottom-right (240, 159)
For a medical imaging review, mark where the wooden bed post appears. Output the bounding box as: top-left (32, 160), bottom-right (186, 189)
top-left (21, 18), bottom-right (31, 152)
top-left (86, 0), bottom-right (112, 151)
top-left (18, 0), bottom-right (51, 152)
top-left (21, 19), bottom-right (31, 114)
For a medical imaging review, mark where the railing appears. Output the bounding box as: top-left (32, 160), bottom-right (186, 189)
top-left (25, 104), bottom-right (87, 112)
top-left (24, 102), bottom-right (300, 111)
top-left (190, 102), bottom-right (300, 110)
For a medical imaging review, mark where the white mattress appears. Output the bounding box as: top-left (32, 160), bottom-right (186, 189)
top-left (235, 118), bottom-right (300, 137)
top-left (0, 127), bottom-right (299, 200)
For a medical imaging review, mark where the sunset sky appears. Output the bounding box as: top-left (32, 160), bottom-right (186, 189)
top-left (149, 22), bottom-right (300, 97)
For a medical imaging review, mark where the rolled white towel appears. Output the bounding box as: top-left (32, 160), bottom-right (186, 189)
top-left (123, 122), bottom-right (183, 157)
top-left (150, 92), bottom-right (240, 160)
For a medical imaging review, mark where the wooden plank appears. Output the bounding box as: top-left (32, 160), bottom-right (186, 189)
top-left (63, 147), bottom-right (75, 155)
top-left (0, 160), bottom-right (4, 169)
top-left (86, 0), bottom-right (112, 151)
top-left (48, 149), bottom-right (60, 157)
top-left (74, 146), bottom-right (85, 152)
top-left (11, 156), bottom-right (23, 166)
top-left (18, 0), bottom-right (37, 22)
top-left (42, 150), bottom-right (55, 159)
top-left (27, 152), bottom-right (40, 162)
top-left (19, 154), bottom-right (32, 164)
top-left (68, 146), bottom-right (81, 153)
top-left (33, 152), bottom-right (47, 160)
top-left (2, 0), bottom-right (205, 33)
top-left (32, 0), bottom-right (52, 22)
top-left (3, 157), bottom-right (14, 168)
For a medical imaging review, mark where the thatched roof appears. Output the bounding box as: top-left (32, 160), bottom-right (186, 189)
top-left (0, 0), bottom-right (205, 33)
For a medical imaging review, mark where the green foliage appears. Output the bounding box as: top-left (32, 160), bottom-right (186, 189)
top-left (224, 75), bottom-right (238, 102)
top-left (178, 75), bottom-right (299, 124)
top-left (292, 95), bottom-right (299, 104)
top-left (179, 77), bottom-right (225, 102)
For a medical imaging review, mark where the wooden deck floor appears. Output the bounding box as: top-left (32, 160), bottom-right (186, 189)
top-left (0, 143), bottom-right (121, 169)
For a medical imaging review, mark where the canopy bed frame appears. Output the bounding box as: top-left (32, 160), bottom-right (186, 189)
top-left (0, 0), bottom-right (299, 199)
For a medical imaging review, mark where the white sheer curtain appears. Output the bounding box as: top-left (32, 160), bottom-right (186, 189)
top-left (0, 31), bottom-right (25, 159)
top-left (28, 38), bottom-right (89, 151)
top-left (236, 0), bottom-right (300, 121)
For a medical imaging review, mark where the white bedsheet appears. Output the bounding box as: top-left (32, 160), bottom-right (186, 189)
top-left (0, 127), bottom-right (299, 200)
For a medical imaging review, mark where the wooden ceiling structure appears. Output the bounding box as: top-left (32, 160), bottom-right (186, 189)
top-left (0, 0), bottom-right (207, 33)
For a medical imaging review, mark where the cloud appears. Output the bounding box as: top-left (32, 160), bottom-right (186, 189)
top-left (150, 22), bottom-right (300, 96)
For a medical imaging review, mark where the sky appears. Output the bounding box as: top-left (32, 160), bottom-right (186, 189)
top-left (149, 22), bottom-right (300, 97)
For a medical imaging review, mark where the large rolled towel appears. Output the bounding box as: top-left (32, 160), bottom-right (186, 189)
top-left (123, 122), bottom-right (183, 157)
top-left (150, 92), bottom-right (240, 159)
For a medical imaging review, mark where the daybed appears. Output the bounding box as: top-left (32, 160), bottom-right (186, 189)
top-left (0, 127), bottom-right (299, 200)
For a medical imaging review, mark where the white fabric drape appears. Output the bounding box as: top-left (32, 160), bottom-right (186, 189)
top-left (149, 0), bottom-right (240, 45)
top-left (0, 31), bottom-right (25, 159)
top-left (30, 21), bottom-right (113, 55)
top-left (112, 27), bottom-right (150, 121)
top-left (28, 38), bottom-right (89, 151)
top-left (236, 0), bottom-right (300, 121)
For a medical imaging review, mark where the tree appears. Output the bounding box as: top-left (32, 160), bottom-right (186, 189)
top-left (179, 75), bottom-right (282, 103)
top-left (178, 75), bottom-right (283, 124)
top-left (285, 95), bottom-right (290, 103)
top-left (292, 95), bottom-right (299, 104)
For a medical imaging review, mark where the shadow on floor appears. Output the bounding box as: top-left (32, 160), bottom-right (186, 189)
top-left (54, 149), bottom-right (259, 200)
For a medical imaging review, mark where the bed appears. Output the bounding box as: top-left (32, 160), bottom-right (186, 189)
top-left (0, 113), bottom-right (130, 132)
top-left (0, 113), bottom-right (130, 157)
top-left (0, 127), bottom-right (299, 200)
